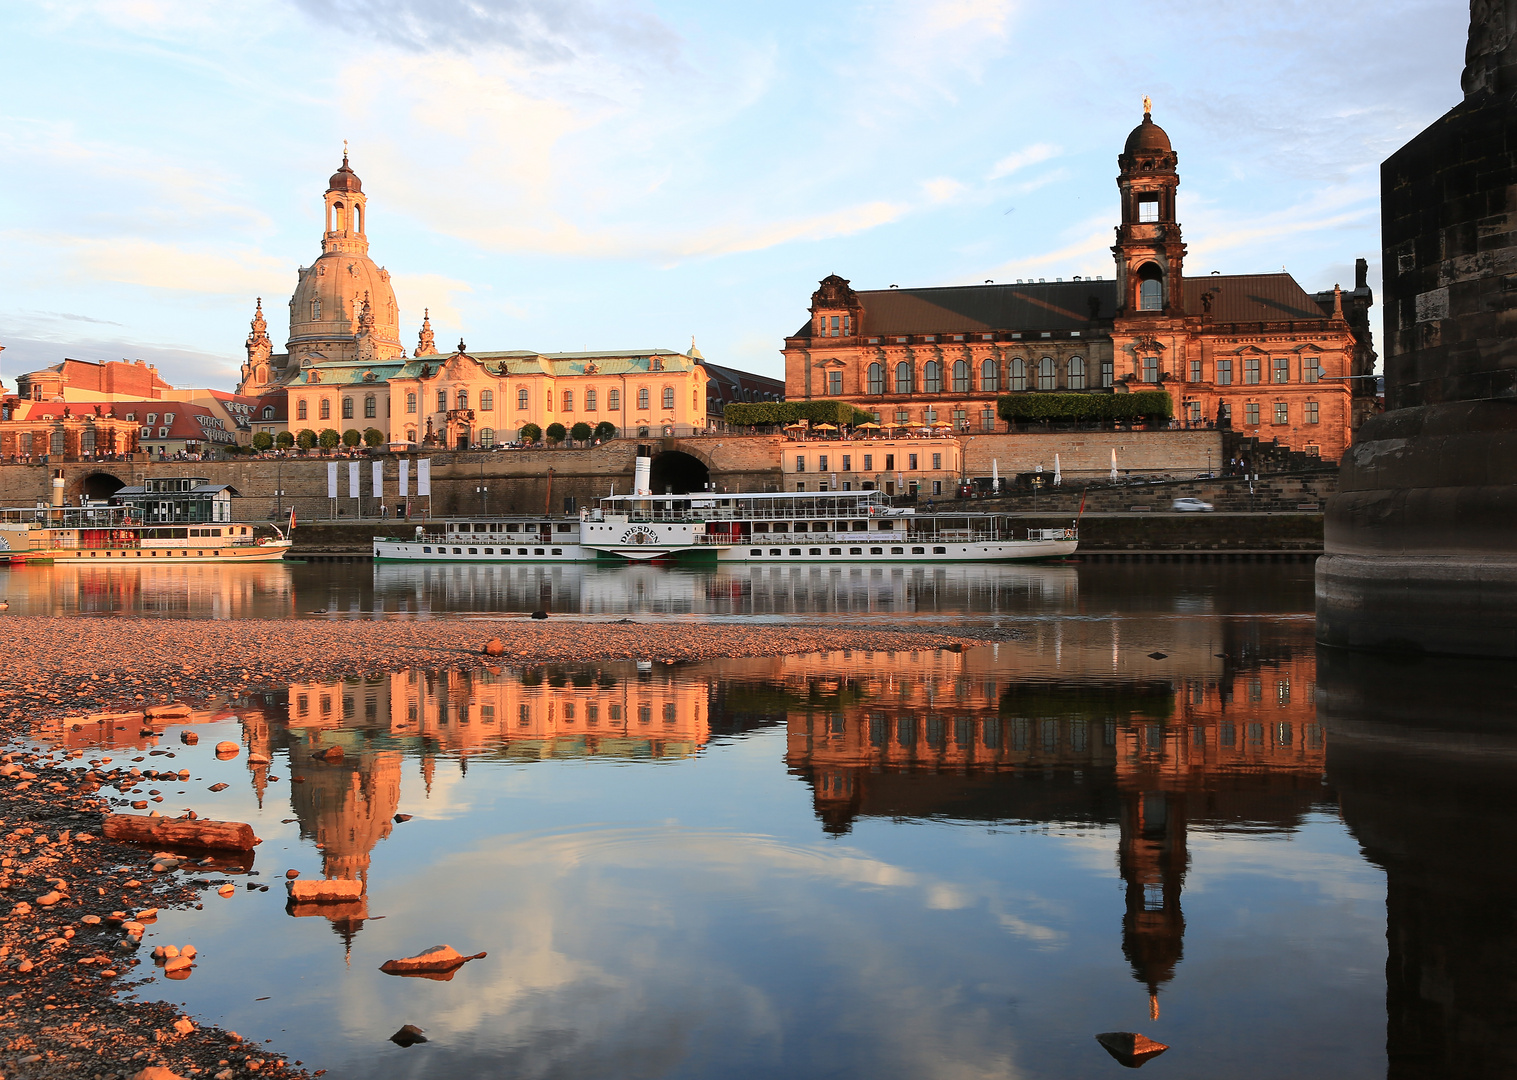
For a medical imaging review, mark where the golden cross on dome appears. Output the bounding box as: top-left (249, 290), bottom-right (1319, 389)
top-left (1143, 95), bottom-right (1152, 116)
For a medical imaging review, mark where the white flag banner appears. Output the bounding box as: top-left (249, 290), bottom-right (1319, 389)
top-left (326, 462), bottom-right (338, 499)
top-left (372, 460), bottom-right (384, 499)
top-left (417, 458), bottom-right (431, 497)
top-left (399, 459), bottom-right (410, 497)
top-left (348, 461), bottom-right (361, 500)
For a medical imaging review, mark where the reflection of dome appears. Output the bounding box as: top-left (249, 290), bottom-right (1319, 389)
top-left (328, 155), bottom-right (362, 194)
top-left (1124, 114), bottom-right (1173, 156)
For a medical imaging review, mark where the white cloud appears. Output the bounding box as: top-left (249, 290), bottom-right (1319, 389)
top-left (989, 143), bottom-right (1060, 180)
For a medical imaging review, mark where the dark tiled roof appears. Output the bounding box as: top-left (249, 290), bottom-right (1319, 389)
top-left (800, 280), bottom-right (1118, 337)
top-left (1184, 274), bottom-right (1330, 324)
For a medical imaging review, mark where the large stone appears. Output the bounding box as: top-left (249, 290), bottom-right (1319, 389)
top-left (379, 944), bottom-right (487, 978)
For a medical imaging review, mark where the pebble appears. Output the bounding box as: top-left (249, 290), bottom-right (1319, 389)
top-left (214, 742), bottom-right (240, 757)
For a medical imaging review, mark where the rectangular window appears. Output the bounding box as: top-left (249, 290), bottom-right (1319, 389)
top-left (981, 408), bottom-right (996, 432)
top-left (830, 315), bottom-right (839, 336)
top-left (1217, 358), bottom-right (1233, 385)
top-left (795, 455), bottom-right (805, 472)
top-left (886, 453), bottom-right (895, 470)
top-left (1100, 359), bottom-right (1114, 388)
top-left (932, 453), bottom-right (941, 469)
top-left (1245, 403), bottom-right (1260, 426)
top-left (637, 388), bottom-right (650, 410)
top-left (1273, 356), bottom-right (1290, 383)
top-left (842, 455), bottom-right (851, 471)
top-left (1305, 400), bottom-right (1319, 424)
top-left (1189, 359), bottom-right (1201, 383)
top-left (1273, 402), bottom-right (1288, 424)
top-left (457, 390), bottom-right (468, 410)
top-left (662, 386), bottom-right (675, 410)
top-left (342, 397), bottom-right (354, 419)
top-left (1244, 356), bottom-right (1261, 384)
top-left (932, 480), bottom-right (942, 495)
top-left (863, 454), bottom-right (873, 471)
top-left (563, 390), bottom-right (573, 412)
top-left (818, 454), bottom-right (828, 471)
top-left (437, 390), bottom-right (448, 412)
top-left (827, 371), bottom-right (842, 395)
top-left (585, 389), bottom-right (597, 411)
top-left (480, 389), bottom-right (493, 411)
top-left (406, 392), bottom-right (417, 413)
top-left (1302, 355), bottom-right (1321, 384)
top-left (1137, 196), bottom-right (1159, 222)
top-left (1142, 356), bottom-right (1159, 383)
top-left (608, 389), bottom-right (620, 410)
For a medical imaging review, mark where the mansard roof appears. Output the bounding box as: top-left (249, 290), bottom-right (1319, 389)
top-left (398, 348), bottom-right (700, 378)
top-left (1182, 273), bottom-right (1332, 324)
top-left (795, 280), bottom-right (1119, 337)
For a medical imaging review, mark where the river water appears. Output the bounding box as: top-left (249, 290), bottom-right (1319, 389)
top-left (13, 561), bottom-right (1517, 1079)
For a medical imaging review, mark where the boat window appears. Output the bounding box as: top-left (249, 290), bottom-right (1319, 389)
top-left (870, 547), bottom-right (882, 555)
top-left (484, 548), bottom-right (494, 555)
top-left (891, 547), bottom-right (903, 554)
top-left (750, 549), bottom-right (762, 556)
top-left (519, 548), bottom-right (528, 555)
top-left (770, 548), bottom-right (781, 556)
top-left (813, 521), bottom-right (828, 531)
top-left (809, 548), bottom-right (821, 555)
top-left (552, 548), bottom-right (562, 555)
top-left (468, 548), bottom-right (477, 554)
top-left (773, 522), bottom-right (788, 532)
top-left (830, 548), bottom-right (842, 555)
top-left (849, 547), bottom-right (862, 555)
top-left (911, 547), bottom-right (924, 554)
top-left (534, 548), bottom-right (544, 555)
top-left (453, 548), bottom-right (462, 554)
top-left (933, 546), bottom-right (946, 554)
top-left (423, 546), bottom-right (432, 553)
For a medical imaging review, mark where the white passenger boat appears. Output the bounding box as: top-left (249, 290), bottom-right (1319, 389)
top-left (372, 490), bottom-right (1076, 565)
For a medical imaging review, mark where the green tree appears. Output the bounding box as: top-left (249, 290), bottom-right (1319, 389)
top-left (275, 431), bottom-right (295, 449)
top-left (593, 421), bottom-right (617, 442)
top-left (570, 421), bottom-right (592, 444)
top-left (296, 429), bottom-right (317, 450)
top-left (342, 428), bottom-right (362, 448)
top-left (545, 422), bottom-right (567, 445)
top-left (363, 427), bottom-right (384, 448)
top-left (251, 431), bottom-right (273, 452)
top-left (318, 428), bottom-right (341, 450)
top-left (518, 422), bottom-right (542, 444)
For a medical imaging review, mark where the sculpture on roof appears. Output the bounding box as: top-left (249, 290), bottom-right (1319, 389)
top-left (416, 308), bottom-right (436, 357)
top-left (1463, 0), bottom-right (1517, 97)
top-left (810, 274), bottom-right (860, 311)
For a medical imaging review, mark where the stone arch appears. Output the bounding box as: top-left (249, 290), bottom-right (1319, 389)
top-left (649, 450), bottom-right (710, 495)
top-left (75, 470), bottom-right (127, 502)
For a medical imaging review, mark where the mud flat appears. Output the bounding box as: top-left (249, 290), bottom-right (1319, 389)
top-left (0, 615), bottom-right (981, 1078)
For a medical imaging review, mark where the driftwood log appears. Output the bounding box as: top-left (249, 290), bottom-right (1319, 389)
top-left (102, 814), bottom-right (258, 851)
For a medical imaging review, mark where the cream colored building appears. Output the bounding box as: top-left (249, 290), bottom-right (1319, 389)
top-left (780, 437), bottom-right (962, 496)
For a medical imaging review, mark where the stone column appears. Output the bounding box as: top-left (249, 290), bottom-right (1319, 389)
top-left (1316, 0), bottom-right (1517, 657)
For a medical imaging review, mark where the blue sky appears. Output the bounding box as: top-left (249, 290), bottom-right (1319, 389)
top-left (0, 0), bottom-right (1469, 390)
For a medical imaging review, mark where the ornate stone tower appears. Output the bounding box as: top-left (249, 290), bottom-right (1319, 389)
top-left (1113, 100), bottom-right (1186, 318)
top-left (240, 298), bottom-right (273, 393)
top-left (284, 153), bottom-right (405, 366)
top-left (415, 308), bottom-right (436, 357)
top-left (1318, 1), bottom-right (1517, 657)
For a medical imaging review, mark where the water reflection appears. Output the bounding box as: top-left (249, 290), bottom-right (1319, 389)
top-left (0, 562), bottom-right (296, 618)
top-left (35, 615), bottom-right (1399, 1079)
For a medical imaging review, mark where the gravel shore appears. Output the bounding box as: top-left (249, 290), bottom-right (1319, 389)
top-left (0, 615), bottom-right (981, 1079)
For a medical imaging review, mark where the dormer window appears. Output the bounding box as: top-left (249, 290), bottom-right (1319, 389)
top-left (147, 414), bottom-right (157, 424)
top-left (164, 413), bottom-right (174, 423)
top-left (1138, 196), bottom-right (1159, 222)
top-left (651, 357), bottom-right (664, 372)
top-left (262, 406), bottom-right (274, 419)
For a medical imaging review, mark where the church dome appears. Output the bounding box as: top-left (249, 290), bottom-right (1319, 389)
top-left (328, 155), bottom-right (362, 194)
top-left (1124, 113), bottom-right (1172, 156)
top-left (286, 252), bottom-right (402, 358)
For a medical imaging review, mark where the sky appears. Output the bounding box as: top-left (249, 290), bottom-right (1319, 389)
top-left (0, 0), bottom-right (1471, 391)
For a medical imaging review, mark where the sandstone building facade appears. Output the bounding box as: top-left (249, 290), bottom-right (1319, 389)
top-left (783, 107), bottom-right (1375, 461)
top-left (240, 157), bottom-right (780, 447)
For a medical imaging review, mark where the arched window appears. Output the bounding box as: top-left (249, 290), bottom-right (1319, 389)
top-left (638, 387), bottom-right (650, 410)
top-left (310, 298), bottom-right (321, 320)
top-left (662, 386), bottom-right (675, 410)
top-left (895, 362), bottom-right (912, 394)
top-left (341, 397), bottom-right (354, 420)
top-left (256, 366), bottom-right (267, 384)
top-left (479, 428), bottom-right (495, 448)
top-left (517, 388), bottom-right (529, 410)
top-left (437, 390), bottom-right (448, 412)
top-left (405, 429), bottom-right (416, 443)
top-left (1009, 358), bottom-right (1027, 391)
top-left (1137, 263), bottom-right (1164, 311)
top-left (319, 398), bottom-right (331, 420)
top-left (952, 360), bottom-right (970, 392)
top-left (262, 406), bottom-right (275, 420)
top-left (608, 388), bottom-right (621, 410)
top-left (1038, 357), bottom-right (1056, 390)
top-left (563, 389), bottom-right (574, 412)
top-left (585, 389), bottom-right (597, 411)
top-left (406, 392), bottom-right (417, 413)
top-left (923, 361), bottom-right (942, 393)
top-left (980, 358), bottom-right (1000, 392)
top-left (480, 389), bottom-right (494, 411)
top-left (457, 389), bottom-right (468, 410)
top-left (81, 428), bottom-right (96, 453)
top-left (297, 399), bottom-right (308, 421)
top-left (1067, 356), bottom-right (1086, 390)
top-left (867, 362), bottom-right (885, 395)
top-left (363, 395), bottom-right (375, 418)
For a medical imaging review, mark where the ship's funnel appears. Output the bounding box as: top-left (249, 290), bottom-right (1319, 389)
top-left (51, 471), bottom-right (66, 508)
top-left (634, 453), bottom-right (651, 497)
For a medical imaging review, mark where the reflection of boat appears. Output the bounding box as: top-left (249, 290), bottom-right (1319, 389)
top-left (0, 474), bottom-right (291, 564)
top-left (370, 560), bottom-right (1080, 617)
top-left (0, 561), bottom-right (296, 618)
top-left (374, 489), bottom-right (1078, 565)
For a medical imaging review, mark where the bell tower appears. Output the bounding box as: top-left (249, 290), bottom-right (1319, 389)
top-left (323, 143), bottom-right (369, 257)
top-left (1113, 99), bottom-right (1185, 318)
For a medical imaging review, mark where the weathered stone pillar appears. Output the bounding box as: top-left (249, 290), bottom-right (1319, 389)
top-left (1317, 0), bottom-right (1517, 657)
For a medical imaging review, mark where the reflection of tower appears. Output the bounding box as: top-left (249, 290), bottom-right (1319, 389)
top-left (1118, 788), bottom-right (1188, 1018)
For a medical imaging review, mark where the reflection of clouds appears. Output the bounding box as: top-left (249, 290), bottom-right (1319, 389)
top-left (328, 826), bottom-right (1035, 1079)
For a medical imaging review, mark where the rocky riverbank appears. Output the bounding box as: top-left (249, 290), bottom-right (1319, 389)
top-left (0, 616), bottom-right (982, 1079)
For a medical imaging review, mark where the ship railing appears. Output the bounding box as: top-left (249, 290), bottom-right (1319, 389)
top-left (1027, 527), bottom-right (1078, 541)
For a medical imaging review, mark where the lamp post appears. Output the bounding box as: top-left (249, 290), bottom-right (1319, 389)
top-left (476, 485), bottom-right (488, 515)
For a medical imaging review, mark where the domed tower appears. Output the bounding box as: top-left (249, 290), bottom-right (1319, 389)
top-left (285, 152), bottom-right (405, 365)
top-left (1113, 99), bottom-right (1186, 318)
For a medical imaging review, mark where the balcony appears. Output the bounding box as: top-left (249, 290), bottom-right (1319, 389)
top-left (445, 409), bottom-right (475, 423)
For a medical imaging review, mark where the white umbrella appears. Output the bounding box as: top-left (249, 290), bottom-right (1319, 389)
top-left (992, 458), bottom-right (999, 494)
top-left (1054, 453), bottom-right (1062, 486)
top-left (1110, 448), bottom-right (1118, 482)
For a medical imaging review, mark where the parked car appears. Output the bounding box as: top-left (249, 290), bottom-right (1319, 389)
top-left (1172, 497), bottom-right (1215, 512)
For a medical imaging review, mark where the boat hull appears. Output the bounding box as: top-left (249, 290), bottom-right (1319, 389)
top-left (373, 538), bottom-right (1075, 564)
top-left (22, 541), bottom-right (294, 564)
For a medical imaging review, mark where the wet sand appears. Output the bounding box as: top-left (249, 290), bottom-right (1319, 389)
top-left (0, 615), bottom-right (982, 1079)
